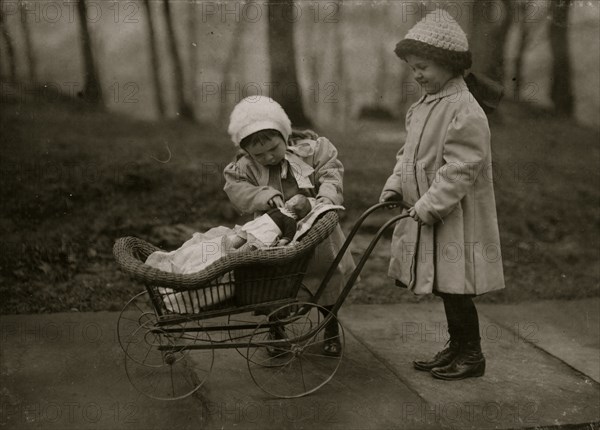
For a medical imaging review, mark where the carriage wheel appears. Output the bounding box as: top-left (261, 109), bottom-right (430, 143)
top-left (246, 302), bottom-right (344, 398)
top-left (124, 321), bottom-right (214, 400)
top-left (118, 290), bottom-right (205, 365)
top-left (226, 312), bottom-right (274, 363)
top-left (227, 285), bottom-right (313, 366)
top-left (117, 291), bottom-right (158, 360)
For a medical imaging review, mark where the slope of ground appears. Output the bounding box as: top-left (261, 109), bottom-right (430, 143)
top-left (0, 90), bottom-right (598, 313)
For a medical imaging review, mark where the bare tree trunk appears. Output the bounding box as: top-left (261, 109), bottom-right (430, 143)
top-left (374, 6), bottom-right (387, 104)
top-left (187, 0), bottom-right (197, 118)
top-left (495, 0), bottom-right (513, 82)
top-left (76, 0), bottom-right (103, 105)
top-left (267, 0), bottom-right (311, 127)
top-left (308, 12), bottom-right (321, 118)
top-left (19, 1), bottom-right (36, 82)
top-left (143, 0), bottom-right (165, 117)
top-left (219, 5), bottom-right (246, 123)
top-left (0, 8), bottom-right (17, 81)
top-left (549, 0), bottom-right (573, 116)
top-left (469, 0), bottom-right (512, 81)
top-left (333, 0), bottom-right (348, 127)
top-left (163, 0), bottom-right (194, 120)
top-left (513, 2), bottom-right (530, 96)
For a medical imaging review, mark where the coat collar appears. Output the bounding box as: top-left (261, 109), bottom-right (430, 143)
top-left (419, 76), bottom-right (468, 104)
top-left (244, 148), bottom-right (315, 188)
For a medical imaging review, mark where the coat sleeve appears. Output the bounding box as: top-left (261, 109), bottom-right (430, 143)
top-left (414, 105), bottom-right (490, 225)
top-left (223, 160), bottom-right (282, 214)
top-left (380, 105), bottom-right (415, 199)
top-left (312, 137), bottom-right (344, 205)
top-left (381, 145), bottom-right (406, 198)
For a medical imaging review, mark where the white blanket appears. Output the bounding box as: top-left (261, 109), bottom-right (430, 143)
top-left (144, 202), bottom-right (343, 313)
top-left (145, 226), bottom-right (235, 313)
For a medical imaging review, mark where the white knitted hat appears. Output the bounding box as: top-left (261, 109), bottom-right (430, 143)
top-left (228, 96), bottom-right (292, 147)
top-left (404, 9), bottom-right (468, 52)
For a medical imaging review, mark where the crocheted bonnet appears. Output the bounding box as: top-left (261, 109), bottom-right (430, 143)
top-left (395, 9), bottom-right (472, 72)
top-left (228, 96), bottom-right (292, 147)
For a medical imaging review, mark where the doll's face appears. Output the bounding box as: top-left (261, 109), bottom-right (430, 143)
top-left (245, 135), bottom-right (287, 166)
top-left (285, 195), bottom-right (311, 219)
top-left (405, 55), bottom-right (454, 95)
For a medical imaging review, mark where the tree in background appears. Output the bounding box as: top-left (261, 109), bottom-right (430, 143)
top-left (76, 0), bottom-right (103, 106)
top-left (0, 5), bottom-right (16, 81)
top-left (143, 0), bottom-right (165, 117)
top-left (548, 0), bottom-right (574, 116)
top-left (267, 0), bottom-right (311, 127)
top-left (187, 1), bottom-right (198, 119)
top-left (468, 0), bottom-right (513, 82)
top-left (19, 0), bottom-right (36, 82)
top-left (163, 0), bottom-right (194, 120)
top-left (219, 4), bottom-right (247, 123)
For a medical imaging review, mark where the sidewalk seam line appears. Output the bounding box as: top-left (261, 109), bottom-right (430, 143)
top-left (479, 311), bottom-right (600, 386)
top-left (343, 324), bottom-right (454, 429)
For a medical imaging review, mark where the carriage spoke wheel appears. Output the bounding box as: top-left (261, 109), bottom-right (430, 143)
top-left (117, 291), bottom-right (157, 362)
top-left (246, 302), bottom-right (344, 398)
top-left (124, 321), bottom-right (214, 400)
top-left (227, 312), bottom-right (278, 365)
top-left (227, 284), bottom-right (313, 367)
top-left (118, 290), bottom-right (206, 365)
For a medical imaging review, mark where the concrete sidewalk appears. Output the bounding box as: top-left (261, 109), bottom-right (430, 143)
top-left (1, 300), bottom-right (598, 429)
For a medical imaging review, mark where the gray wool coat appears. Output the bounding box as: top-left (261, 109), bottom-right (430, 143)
top-left (381, 76), bottom-right (505, 296)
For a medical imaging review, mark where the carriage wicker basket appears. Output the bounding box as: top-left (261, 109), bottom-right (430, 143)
top-left (113, 211), bottom-right (339, 318)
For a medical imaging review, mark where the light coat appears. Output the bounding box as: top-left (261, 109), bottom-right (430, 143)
top-left (382, 76), bottom-right (505, 295)
top-left (224, 137), bottom-right (355, 304)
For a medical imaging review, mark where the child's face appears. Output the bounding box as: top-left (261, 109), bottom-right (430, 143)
top-left (405, 55), bottom-right (454, 95)
top-left (245, 135), bottom-right (287, 166)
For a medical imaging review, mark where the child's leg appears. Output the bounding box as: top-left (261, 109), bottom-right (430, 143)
top-left (320, 304), bottom-right (341, 356)
top-left (442, 294), bottom-right (480, 345)
top-left (413, 293), bottom-right (480, 373)
top-left (429, 294), bottom-right (485, 380)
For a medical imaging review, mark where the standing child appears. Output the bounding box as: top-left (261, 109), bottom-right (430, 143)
top-left (224, 95), bottom-right (355, 356)
top-left (379, 10), bottom-right (505, 380)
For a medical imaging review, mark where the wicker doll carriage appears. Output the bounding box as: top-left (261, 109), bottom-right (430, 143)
top-left (113, 203), bottom-right (410, 400)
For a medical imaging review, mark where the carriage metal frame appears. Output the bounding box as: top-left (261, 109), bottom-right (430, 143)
top-left (113, 202), bottom-right (410, 400)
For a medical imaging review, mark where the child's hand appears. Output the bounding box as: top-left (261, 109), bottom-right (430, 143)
top-left (268, 196), bottom-right (284, 208)
top-left (379, 190), bottom-right (401, 203)
top-left (277, 238), bottom-right (291, 246)
top-left (316, 196), bottom-right (333, 205)
top-left (409, 207), bottom-right (422, 223)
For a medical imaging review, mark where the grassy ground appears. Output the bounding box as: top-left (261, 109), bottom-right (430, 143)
top-left (1, 89), bottom-right (599, 314)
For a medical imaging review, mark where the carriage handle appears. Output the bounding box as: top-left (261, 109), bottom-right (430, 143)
top-left (311, 200), bottom-right (412, 305)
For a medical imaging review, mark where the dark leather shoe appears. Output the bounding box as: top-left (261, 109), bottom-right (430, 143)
top-left (430, 342), bottom-right (486, 380)
top-left (265, 325), bottom-right (288, 357)
top-left (413, 341), bottom-right (460, 371)
top-left (322, 319), bottom-right (342, 357)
